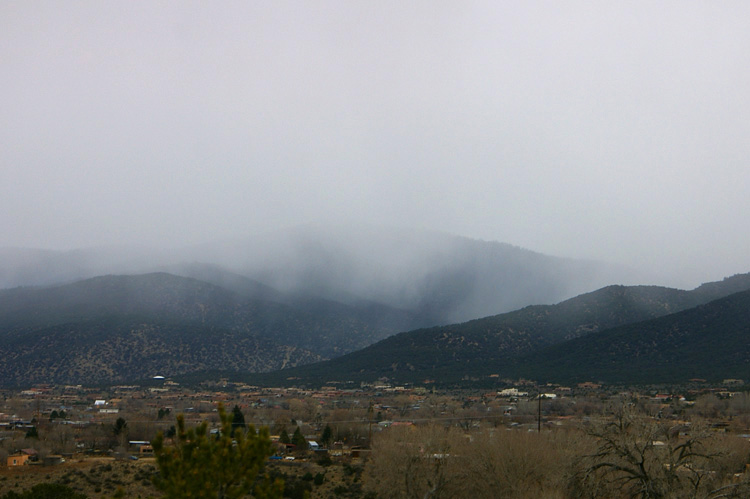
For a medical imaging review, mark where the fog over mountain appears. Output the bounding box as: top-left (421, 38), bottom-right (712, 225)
top-left (183, 224), bottom-right (643, 323)
top-left (0, 224), bottom-right (636, 325)
top-left (6, 243), bottom-right (747, 387)
top-left (2, 2), bottom-right (749, 289)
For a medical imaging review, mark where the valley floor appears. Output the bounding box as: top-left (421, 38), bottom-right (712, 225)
top-left (3, 379), bottom-right (750, 498)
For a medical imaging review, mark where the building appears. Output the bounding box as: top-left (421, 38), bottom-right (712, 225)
top-left (7, 454), bottom-right (30, 466)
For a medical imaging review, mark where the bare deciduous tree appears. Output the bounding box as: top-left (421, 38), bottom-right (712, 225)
top-left (364, 425), bottom-right (467, 498)
top-left (574, 406), bottom-right (742, 499)
top-left (365, 424), bottom-right (586, 499)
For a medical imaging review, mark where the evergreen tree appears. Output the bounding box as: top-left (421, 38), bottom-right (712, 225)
top-left (113, 417), bottom-right (128, 437)
top-left (320, 424), bottom-right (333, 447)
top-left (279, 428), bottom-right (290, 444)
top-left (152, 403), bottom-right (283, 499)
top-left (291, 427), bottom-right (307, 450)
top-left (113, 417), bottom-right (129, 449)
top-left (231, 405), bottom-right (246, 434)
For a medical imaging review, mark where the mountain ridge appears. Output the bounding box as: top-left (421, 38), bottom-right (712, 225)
top-left (245, 273), bottom-right (750, 386)
top-left (1, 229), bottom-right (746, 387)
top-left (510, 288), bottom-right (750, 384)
top-left (0, 271), bottom-right (426, 385)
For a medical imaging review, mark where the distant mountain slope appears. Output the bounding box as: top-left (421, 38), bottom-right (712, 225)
top-left (0, 273), bottom-right (426, 386)
top-left (0, 225), bottom-right (635, 326)
top-left (511, 289), bottom-right (750, 384)
top-left (0, 272), bottom-right (421, 357)
top-left (0, 273), bottom-right (243, 328)
top-left (157, 263), bottom-right (427, 344)
top-left (248, 273), bottom-right (750, 386)
top-left (0, 319), bottom-right (320, 386)
top-left (153, 262), bottom-right (286, 302)
top-left (0, 246), bottom-right (168, 288)
top-left (691, 272), bottom-right (750, 301)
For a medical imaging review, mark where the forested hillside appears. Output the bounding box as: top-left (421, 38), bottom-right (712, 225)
top-left (249, 274), bottom-right (750, 386)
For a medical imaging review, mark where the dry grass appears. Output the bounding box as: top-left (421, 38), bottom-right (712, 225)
top-left (0, 454), bottom-right (366, 498)
top-left (0, 457), bottom-right (159, 498)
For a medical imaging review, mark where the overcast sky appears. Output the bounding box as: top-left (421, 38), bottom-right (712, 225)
top-left (1, 1), bottom-right (749, 287)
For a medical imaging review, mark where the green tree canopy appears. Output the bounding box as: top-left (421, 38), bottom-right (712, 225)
top-left (291, 427), bottom-right (307, 450)
top-left (320, 424), bottom-right (333, 447)
top-left (152, 403), bottom-right (282, 499)
top-left (279, 428), bottom-right (290, 444)
top-left (231, 405), bottom-right (246, 434)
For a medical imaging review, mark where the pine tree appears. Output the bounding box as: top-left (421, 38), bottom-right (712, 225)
top-left (320, 424), bottom-right (333, 447)
top-left (113, 417), bottom-right (128, 448)
top-left (152, 403), bottom-right (283, 499)
top-left (231, 405), bottom-right (246, 434)
top-left (291, 427), bottom-right (307, 450)
top-left (113, 417), bottom-right (128, 436)
top-left (279, 428), bottom-right (290, 444)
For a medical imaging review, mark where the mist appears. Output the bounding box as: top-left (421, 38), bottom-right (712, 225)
top-left (2, 1), bottom-right (749, 289)
top-left (0, 223), bottom-right (648, 325)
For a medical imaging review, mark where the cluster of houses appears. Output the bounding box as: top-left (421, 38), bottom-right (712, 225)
top-left (6, 448), bottom-right (65, 467)
top-left (3, 376), bottom-right (749, 472)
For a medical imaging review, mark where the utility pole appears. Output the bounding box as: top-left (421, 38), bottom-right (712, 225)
top-left (367, 400), bottom-right (374, 448)
top-left (537, 393), bottom-right (542, 433)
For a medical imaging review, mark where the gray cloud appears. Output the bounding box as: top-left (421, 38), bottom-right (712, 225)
top-left (1, 1), bottom-right (749, 288)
